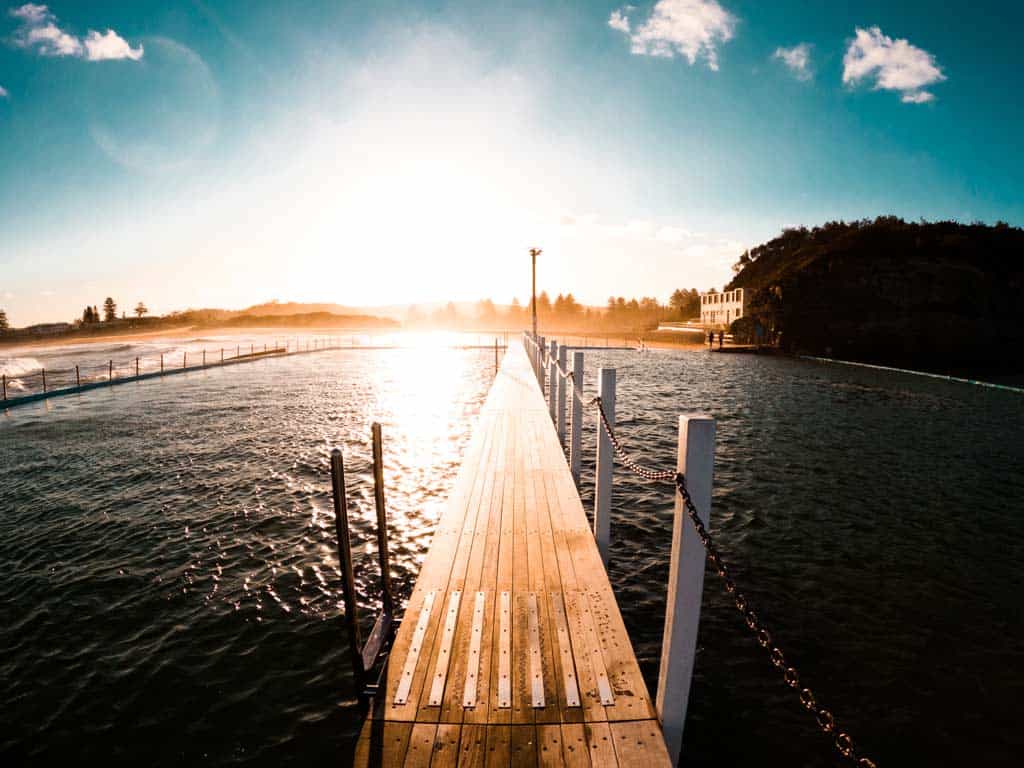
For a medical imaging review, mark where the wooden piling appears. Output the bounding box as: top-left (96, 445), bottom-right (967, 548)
top-left (371, 423), bottom-right (395, 616)
top-left (594, 367), bottom-right (616, 566)
top-left (330, 447), bottom-right (364, 691)
top-left (557, 343), bottom-right (567, 445)
top-left (548, 340), bottom-right (557, 421)
top-left (41, 368), bottom-right (47, 393)
top-left (570, 351), bottom-right (583, 484)
top-left (657, 415), bottom-right (716, 765)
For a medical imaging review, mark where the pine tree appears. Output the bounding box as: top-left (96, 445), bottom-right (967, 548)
top-left (103, 297), bottom-right (117, 322)
top-left (135, 302), bottom-right (148, 318)
top-left (0, 308), bottom-right (8, 332)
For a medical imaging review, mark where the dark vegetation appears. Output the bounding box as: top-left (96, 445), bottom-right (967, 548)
top-left (727, 217), bottom-right (1024, 372)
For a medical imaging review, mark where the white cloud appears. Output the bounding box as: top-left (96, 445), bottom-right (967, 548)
top-left (609, 0), bottom-right (737, 70)
top-left (608, 9), bottom-right (631, 34)
top-left (8, 4), bottom-right (142, 61)
top-left (83, 29), bottom-right (143, 61)
top-left (842, 26), bottom-right (945, 104)
top-left (0, 85), bottom-right (8, 98)
top-left (9, 3), bottom-right (47, 24)
top-left (773, 43), bottom-right (812, 81)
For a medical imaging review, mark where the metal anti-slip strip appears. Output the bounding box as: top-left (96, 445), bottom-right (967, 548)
top-left (428, 591), bottom-right (462, 706)
top-left (550, 592), bottom-right (580, 707)
top-left (394, 590), bottom-right (435, 705)
top-left (528, 593), bottom-right (545, 708)
top-left (462, 591), bottom-right (486, 708)
top-left (498, 591), bottom-right (511, 708)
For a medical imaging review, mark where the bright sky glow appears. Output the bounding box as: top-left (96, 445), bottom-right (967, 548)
top-left (1, 1), bottom-right (1022, 325)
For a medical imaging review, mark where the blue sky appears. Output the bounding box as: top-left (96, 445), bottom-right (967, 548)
top-left (1, 1), bottom-right (1022, 325)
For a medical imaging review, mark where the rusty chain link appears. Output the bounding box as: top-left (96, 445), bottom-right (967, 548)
top-left (592, 396), bottom-right (677, 481)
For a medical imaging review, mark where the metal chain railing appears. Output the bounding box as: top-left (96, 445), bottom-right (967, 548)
top-left (591, 396), bottom-right (677, 481)
top-left (592, 401), bottom-right (877, 768)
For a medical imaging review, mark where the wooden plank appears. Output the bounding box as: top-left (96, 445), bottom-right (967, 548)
top-left (402, 723), bottom-right (437, 768)
top-left (394, 591), bottom-right (435, 705)
top-left (484, 724), bottom-right (511, 768)
top-left (427, 590), bottom-right (461, 705)
top-left (462, 426), bottom-right (507, 724)
top-left (374, 411), bottom-right (495, 720)
top-left (510, 723), bottom-right (538, 768)
top-left (462, 590), bottom-right (486, 708)
top-left (582, 722), bottom-right (619, 768)
top-left (558, 723), bottom-right (594, 768)
top-left (610, 720), bottom-right (671, 766)
top-left (431, 723), bottom-right (463, 767)
top-left (351, 720), bottom-right (412, 768)
top-left (413, 416), bottom-right (499, 722)
top-left (458, 723), bottom-right (488, 768)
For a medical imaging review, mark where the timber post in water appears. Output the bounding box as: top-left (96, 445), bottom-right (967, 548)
top-left (594, 367), bottom-right (616, 566)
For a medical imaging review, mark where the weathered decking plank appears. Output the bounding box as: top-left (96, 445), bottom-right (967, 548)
top-left (354, 342), bottom-right (669, 767)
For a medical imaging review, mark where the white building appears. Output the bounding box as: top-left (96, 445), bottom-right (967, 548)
top-left (700, 288), bottom-right (746, 328)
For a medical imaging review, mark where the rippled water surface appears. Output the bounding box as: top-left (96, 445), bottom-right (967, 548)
top-left (2, 337), bottom-right (1022, 766)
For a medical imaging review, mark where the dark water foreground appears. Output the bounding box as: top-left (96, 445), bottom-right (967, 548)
top-left (1, 344), bottom-right (1022, 766)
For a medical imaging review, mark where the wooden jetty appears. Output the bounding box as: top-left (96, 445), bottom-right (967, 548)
top-left (352, 341), bottom-right (672, 767)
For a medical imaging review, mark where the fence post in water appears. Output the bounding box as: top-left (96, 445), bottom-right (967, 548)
top-left (42, 368), bottom-right (47, 393)
top-left (570, 351), bottom-right (583, 484)
top-left (548, 341), bottom-right (558, 420)
top-left (160, 354), bottom-right (164, 374)
top-left (557, 344), bottom-right (567, 445)
top-left (108, 360), bottom-right (112, 381)
top-left (594, 367), bottom-right (616, 566)
top-left (494, 337), bottom-right (499, 373)
top-left (330, 447), bottom-right (365, 692)
top-left (75, 365), bottom-right (80, 389)
top-left (657, 415), bottom-right (716, 765)
top-left (183, 352), bottom-right (187, 370)
top-left (371, 423), bottom-right (396, 616)
top-left (2, 373), bottom-right (6, 401)
top-left (136, 357), bottom-right (140, 377)
top-left (221, 349), bottom-right (224, 364)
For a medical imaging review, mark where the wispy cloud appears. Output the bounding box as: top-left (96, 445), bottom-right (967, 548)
top-left (842, 26), bottom-right (945, 104)
top-left (0, 85), bottom-right (8, 98)
top-left (83, 29), bottom-right (143, 61)
top-left (773, 43), bottom-right (812, 81)
top-left (8, 4), bottom-right (142, 61)
top-left (608, 0), bottom-right (737, 71)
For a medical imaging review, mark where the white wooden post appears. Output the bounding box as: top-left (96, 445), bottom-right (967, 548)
top-left (657, 415), bottom-right (716, 766)
top-left (548, 340), bottom-right (557, 421)
top-left (570, 351), bottom-right (583, 484)
top-left (557, 344), bottom-right (567, 445)
top-left (594, 368), bottom-right (615, 567)
top-left (539, 336), bottom-right (546, 391)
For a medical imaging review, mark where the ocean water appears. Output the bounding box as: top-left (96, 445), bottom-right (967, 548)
top-left (2, 336), bottom-right (1022, 766)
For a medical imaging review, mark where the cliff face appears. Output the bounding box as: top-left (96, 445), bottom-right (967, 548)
top-left (727, 219), bottom-right (1024, 372)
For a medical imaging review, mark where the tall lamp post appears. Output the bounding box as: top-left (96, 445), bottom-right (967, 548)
top-left (529, 247), bottom-right (541, 340)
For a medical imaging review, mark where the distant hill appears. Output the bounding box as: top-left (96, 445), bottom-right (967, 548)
top-left (238, 301), bottom-right (361, 317)
top-left (728, 217), bottom-right (1024, 373)
top-left (204, 311), bottom-right (398, 329)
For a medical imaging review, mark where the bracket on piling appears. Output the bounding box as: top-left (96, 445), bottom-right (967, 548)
top-left (330, 424), bottom-right (400, 700)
